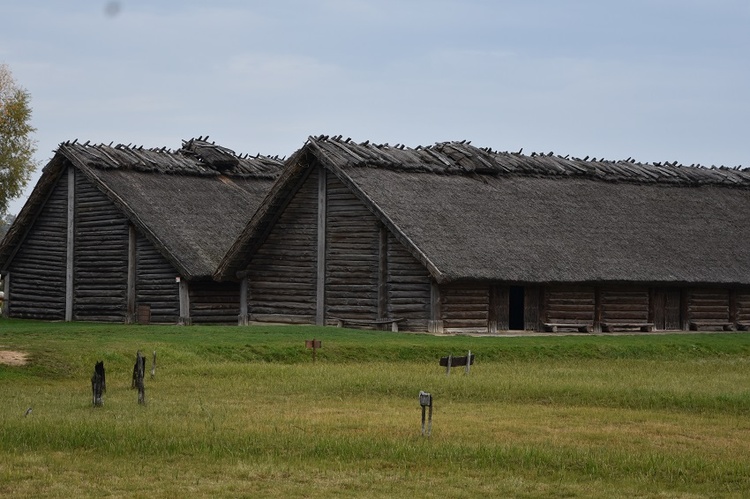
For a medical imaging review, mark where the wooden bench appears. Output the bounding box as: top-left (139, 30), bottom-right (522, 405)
top-left (543, 323), bottom-right (591, 333)
top-left (601, 322), bottom-right (654, 332)
top-left (689, 321), bottom-right (734, 331)
top-left (335, 317), bottom-right (405, 332)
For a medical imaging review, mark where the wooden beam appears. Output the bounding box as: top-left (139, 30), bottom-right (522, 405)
top-left (2, 272), bottom-right (8, 318)
top-left (377, 224), bottom-right (388, 319)
top-left (65, 166), bottom-right (75, 322)
top-left (238, 277), bottom-right (249, 325)
top-left (126, 224), bottom-right (136, 324)
top-left (315, 168), bottom-right (327, 326)
top-left (178, 279), bottom-right (191, 325)
top-left (593, 286), bottom-right (603, 333)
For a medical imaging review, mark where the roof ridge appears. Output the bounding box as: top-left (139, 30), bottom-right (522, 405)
top-left (308, 135), bottom-right (750, 187)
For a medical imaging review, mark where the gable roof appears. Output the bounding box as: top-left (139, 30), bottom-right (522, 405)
top-left (0, 138), bottom-right (284, 279)
top-left (217, 135), bottom-right (750, 286)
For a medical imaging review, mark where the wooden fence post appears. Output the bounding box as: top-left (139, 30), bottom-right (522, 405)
top-left (91, 361), bottom-right (105, 407)
top-left (133, 351), bottom-right (146, 405)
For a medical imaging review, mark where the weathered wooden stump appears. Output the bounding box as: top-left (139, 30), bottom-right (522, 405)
top-left (91, 361), bottom-right (105, 407)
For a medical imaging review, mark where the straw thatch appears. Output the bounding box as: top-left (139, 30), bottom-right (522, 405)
top-left (0, 138), bottom-right (284, 279)
top-left (218, 135), bottom-right (750, 286)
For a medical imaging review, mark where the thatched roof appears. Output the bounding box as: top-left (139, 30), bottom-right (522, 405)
top-left (0, 138), bottom-right (284, 279)
top-left (217, 135), bottom-right (750, 286)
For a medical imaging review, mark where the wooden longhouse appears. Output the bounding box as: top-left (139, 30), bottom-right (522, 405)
top-left (215, 135), bottom-right (750, 334)
top-left (0, 139), bottom-right (283, 325)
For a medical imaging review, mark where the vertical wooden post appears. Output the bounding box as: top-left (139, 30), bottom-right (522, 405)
top-left (134, 351), bottom-right (146, 405)
top-left (178, 278), bottom-right (191, 325)
top-left (2, 272), bottom-right (8, 318)
top-left (151, 350), bottom-right (156, 379)
top-left (428, 281), bottom-right (444, 333)
top-left (65, 166), bottom-right (75, 322)
top-left (466, 350), bottom-right (472, 374)
top-left (126, 225), bottom-right (137, 324)
top-left (594, 287), bottom-right (603, 333)
top-left (730, 289), bottom-right (738, 328)
top-left (377, 225), bottom-right (388, 322)
top-left (488, 286), bottom-right (499, 334)
top-left (316, 168), bottom-right (327, 326)
top-left (681, 288), bottom-right (690, 331)
top-left (238, 276), bottom-right (249, 325)
top-left (446, 354), bottom-right (452, 375)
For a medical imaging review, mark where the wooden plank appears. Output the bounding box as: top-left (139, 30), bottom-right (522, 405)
top-left (178, 279), bottom-right (191, 325)
top-left (126, 224), bottom-right (136, 324)
top-left (316, 167), bottom-right (327, 326)
top-left (65, 166), bottom-right (74, 322)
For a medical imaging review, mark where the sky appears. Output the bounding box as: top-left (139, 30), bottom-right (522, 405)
top-left (2, 0), bottom-right (750, 216)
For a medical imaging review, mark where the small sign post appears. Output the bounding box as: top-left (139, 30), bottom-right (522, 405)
top-left (305, 339), bottom-right (322, 363)
top-left (439, 351), bottom-right (475, 376)
top-left (419, 391), bottom-right (433, 437)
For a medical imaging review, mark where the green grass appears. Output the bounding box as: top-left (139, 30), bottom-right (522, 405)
top-left (1, 318), bottom-right (750, 497)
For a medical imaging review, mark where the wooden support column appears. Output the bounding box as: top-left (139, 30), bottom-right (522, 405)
top-left (2, 272), bottom-right (8, 318)
top-left (238, 276), bottom-right (249, 326)
top-left (65, 166), bottom-right (75, 322)
top-left (488, 286), bottom-right (499, 334)
top-left (178, 279), bottom-right (192, 325)
top-left (681, 288), bottom-right (689, 331)
top-left (428, 281), bottom-right (444, 333)
top-left (315, 167), bottom-right (327, 326)
top-left (377, 225), bottom-right (388, 320)
top-left (126, 225), bottom-right (137, 324)
top-left (593, 286), bottom-right (603, 333)
top-left (730, 288), bottom-right (738, 327)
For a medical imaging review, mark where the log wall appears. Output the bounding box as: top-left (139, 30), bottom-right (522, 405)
top-left (544, 286), bottom-right (595, 325)
top-left (735, 290), bottom-right (750, 324)
top-left (248, 169), bottom-right (318, 322)
top-left (189, 281), bottom-right (241, 324)
top-left (441, 284), bottom-right (490, 330)
top-left (324, 175), bottom-right (379, 322)
top-left (600, 288), bottom-right (649, 323)
top-left (687, 288), bottom-right (730, 323)
top-left (135, 232), bottom-right (180, 324)
top-left (386, 233), bottom-right (431, 331)
top-left (73, 173), bottom-right (129, 321)
top-left (6, 170), bottom-right (69, 319)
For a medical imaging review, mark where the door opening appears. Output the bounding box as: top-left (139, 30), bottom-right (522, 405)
top-left (509, 286), bottom-right (525, 330)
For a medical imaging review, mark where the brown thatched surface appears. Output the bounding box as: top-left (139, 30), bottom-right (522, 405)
top-left (217, 135), bottom-right (750, 285)
top-left (0, 139), bottom-right (284, 278)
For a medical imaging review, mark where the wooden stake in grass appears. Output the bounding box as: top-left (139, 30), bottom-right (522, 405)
top-left (91, 361), bottom-right (105, 407)
top-left (305, 339), bottom-right (321, 363)
top-left (419, 391), bottom-right (433, 437)
top-left (151, 350), bottom-right (156, 379)
top-left (133, 351), bottom-right (146, 405)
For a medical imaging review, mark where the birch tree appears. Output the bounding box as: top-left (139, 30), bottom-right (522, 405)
top-left (0, 64), bottom-right (37, 215)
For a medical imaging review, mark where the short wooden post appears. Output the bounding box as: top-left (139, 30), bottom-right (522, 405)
top-left (305, 339), bottom-right (321, 363)
top-left (466, 350), bottom-right (471, 374)
top-left (446, 354), bottom-right (452, 375)
top-left (133, 351), bottom-right (146, 405)
top-left (151, 350), bottom-right (156, 379)
top-left (91, 361), bottom-right (105, 407)
top-left (419, 391), bottom-right (433, 437)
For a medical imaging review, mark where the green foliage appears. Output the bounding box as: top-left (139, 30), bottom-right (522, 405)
top-left (0, 64), bottom-right (37, 215)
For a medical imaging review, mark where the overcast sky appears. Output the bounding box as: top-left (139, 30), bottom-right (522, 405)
top-left (2, 0), bottom-right (750, 215)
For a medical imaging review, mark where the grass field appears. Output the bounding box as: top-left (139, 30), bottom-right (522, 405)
top-left (1, 319), bottom-right (749, 497)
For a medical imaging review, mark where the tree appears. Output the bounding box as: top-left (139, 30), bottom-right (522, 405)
top-left (0, 63), bottom-right (37, 216)
top-left (0, 213), bottom-right (15, 241)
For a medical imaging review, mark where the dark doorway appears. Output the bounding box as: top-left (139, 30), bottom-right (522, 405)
top-left (509, 286), bottom-right (525, 330)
